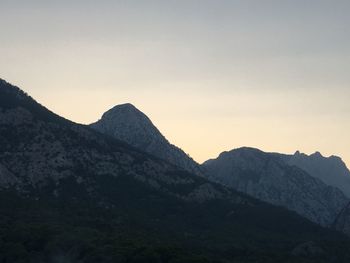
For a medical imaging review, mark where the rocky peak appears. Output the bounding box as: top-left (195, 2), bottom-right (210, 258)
top-left (311, 151), bottom-right (323, 158)
top-left (90, 103), bottom-right (202, 175)
top-left (102, 103), bottom-right (145, 120)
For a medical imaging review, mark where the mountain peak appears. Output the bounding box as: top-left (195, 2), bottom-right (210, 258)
top-left (311, 151), bottom-right (323, 158)
top-left (102, 103), bottom-right (144, 118)
top-left (109, 103), bottom-right (138, 111)
top-left (227, 147), bottom-right (263, 155)
top-left (90, 104), bottom-right (202, 175)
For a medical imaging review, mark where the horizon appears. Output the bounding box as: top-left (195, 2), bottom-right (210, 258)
top-left (1, 0), bottom-right (349, 168)
top-left (2, 77), bottom-right (350, 169)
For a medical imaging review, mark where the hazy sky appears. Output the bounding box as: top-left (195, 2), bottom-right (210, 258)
top-left (1, 0), bottom-right (349, 166)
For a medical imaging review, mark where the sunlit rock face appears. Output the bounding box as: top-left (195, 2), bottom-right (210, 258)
top-left (90, 103), bottom-right (202, 176)
top-left (283, 151), bottom-right (350, 198)
top-left (202, 147), bottom-right (349, 227)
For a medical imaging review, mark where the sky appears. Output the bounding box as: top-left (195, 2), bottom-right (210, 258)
top-left (0, 0), bottom-right (349, 167)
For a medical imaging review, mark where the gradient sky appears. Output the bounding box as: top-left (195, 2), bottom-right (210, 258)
top-left (1, 0), bottom-right (349, 167)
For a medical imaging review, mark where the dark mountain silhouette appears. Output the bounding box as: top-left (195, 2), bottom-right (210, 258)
top-left (1, 78), bottom-right (350, 262)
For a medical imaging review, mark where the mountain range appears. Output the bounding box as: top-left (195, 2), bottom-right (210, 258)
top-left (91, 100), bottom-right (350, 230)
top-left (1, 78), bottom-right (350, 262)
top-left (202, 147), bottom-right (349, 227)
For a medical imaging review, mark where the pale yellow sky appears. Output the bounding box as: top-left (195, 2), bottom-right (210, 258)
top-left (6, 78), bottom-right (349, 168)
top-left (0, 1), bottom-right (349, 167)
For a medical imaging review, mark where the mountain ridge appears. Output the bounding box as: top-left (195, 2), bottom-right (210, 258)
top-left (283, 150), bottom-right (350, 197)
top-left (202, 147), bottom-right (349, 227)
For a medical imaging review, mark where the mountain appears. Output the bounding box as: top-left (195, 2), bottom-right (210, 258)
top-left (90, 103), bottom-right (202, 175)
top-left (202, 147), bottom-right (349, 227)
top-left (0, 79), bottom-right (226, 203)
top-left (2, 79), bottom-right (350, 262)
top-left (282, 151), bottom-right (350, 197)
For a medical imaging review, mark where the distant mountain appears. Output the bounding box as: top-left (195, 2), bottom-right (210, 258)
top-left (281, 151), bottom-right (350, 197)
top-left (202, 147), bottom-right (349, 227)
top-left (90, 103), bottom-right (202, 175)
top-left (4, 79), bottom-right (350, 261)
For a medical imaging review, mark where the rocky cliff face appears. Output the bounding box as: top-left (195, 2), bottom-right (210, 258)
top-left (283, 151), bottom-right (350, 198)
top-left (90, 104), bottom-right (202, 176)
top-left (202, 147), bottom-right (349, 227)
